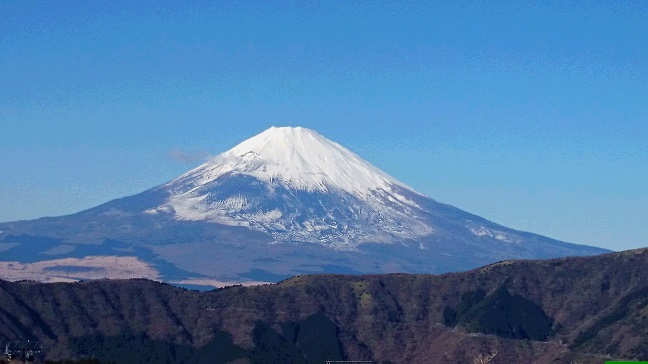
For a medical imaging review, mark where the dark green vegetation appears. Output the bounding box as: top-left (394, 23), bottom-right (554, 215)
top-left (68, 330), bottom-right (245, 364)
top-left (444, 285), bottom-right (553, 340)
top-left (1, 248), bottom-right (648, 363)
top-left (45, 360), bottom-right (105, 364)
top-left (63, 314), bottom-right (342, 364)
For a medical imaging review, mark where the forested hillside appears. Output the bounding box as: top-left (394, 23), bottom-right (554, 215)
top-left (2, 249), bottom-right (648, 363)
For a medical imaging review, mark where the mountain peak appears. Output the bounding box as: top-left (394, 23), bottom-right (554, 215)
top-left (234, 126), bottom-right (317, 146)
top-left (179, 126), bottom-right (412, 195)
top-left (158, 126), bottom-right (431, 244)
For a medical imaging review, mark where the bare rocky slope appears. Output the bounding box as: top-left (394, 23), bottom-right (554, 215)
top-left (1, 248), bottom-right (648, 363)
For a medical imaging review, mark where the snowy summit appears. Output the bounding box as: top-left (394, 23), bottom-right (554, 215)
top-left (155, 126), bottom-right (433, 246)
top-left (179, 126), bottom-right (412, 196)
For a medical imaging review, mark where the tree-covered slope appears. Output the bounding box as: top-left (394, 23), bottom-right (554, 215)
top-left (1, 248), bottom-right (647, 363)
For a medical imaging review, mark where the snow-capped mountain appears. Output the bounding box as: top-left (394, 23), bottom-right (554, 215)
top-left (152, 126), bottom-right (432, 247)
top-left (0, 126), bottom-right (609, 286)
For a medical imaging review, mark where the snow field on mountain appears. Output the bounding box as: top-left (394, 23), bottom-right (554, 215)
top-left (158, 126), bottom-right (434, 245)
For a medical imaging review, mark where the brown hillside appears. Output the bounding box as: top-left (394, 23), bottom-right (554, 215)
top-left (1, 248), bottom-right (647, 363)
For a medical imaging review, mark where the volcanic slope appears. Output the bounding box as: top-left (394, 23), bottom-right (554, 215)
top-left (0, 126), bottom-right (608, 283)
top-left (1, 249), bottom-right (647, 363)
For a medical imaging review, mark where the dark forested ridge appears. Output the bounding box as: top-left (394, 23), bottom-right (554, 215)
top-left (1, 248), bottom-right (648, 363)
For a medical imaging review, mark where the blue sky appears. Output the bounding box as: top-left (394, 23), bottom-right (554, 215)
top-left (1, 1), bottom-right (646, 251)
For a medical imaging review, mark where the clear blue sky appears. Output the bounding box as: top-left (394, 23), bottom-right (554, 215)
top-left (1, 1), bottom-right (646, 251)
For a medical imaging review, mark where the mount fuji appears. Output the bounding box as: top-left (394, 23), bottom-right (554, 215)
top-left (160, 126), bottom-right (433, 247)
top-left (0, 127), bottom-right (608, 286)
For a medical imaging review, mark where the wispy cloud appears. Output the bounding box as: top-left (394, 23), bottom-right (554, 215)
top-left (166, 149), bottom-right (209, 164)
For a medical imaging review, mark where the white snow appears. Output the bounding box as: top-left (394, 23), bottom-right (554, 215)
top-left (171, 126), bottom-right (418, 199)
top-left (468, 223), bottom-right (516, 243)
top-left (157, 126), bottom-right (435, 245)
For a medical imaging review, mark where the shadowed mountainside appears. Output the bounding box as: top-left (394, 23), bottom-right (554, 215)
top-left (1, 248), bottom-right (647, 363)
